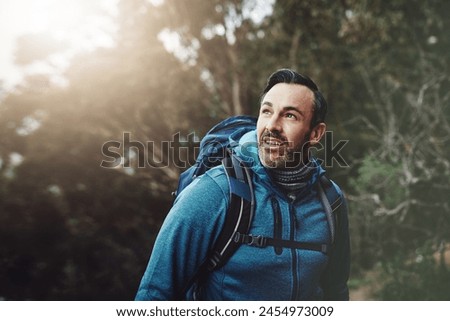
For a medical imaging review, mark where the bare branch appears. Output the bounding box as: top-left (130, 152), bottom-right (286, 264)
top-left (374, 200), bottom-right (414, 217)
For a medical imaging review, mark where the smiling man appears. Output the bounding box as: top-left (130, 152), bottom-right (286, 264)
top-left (136, 69), bottom-right (350, 301)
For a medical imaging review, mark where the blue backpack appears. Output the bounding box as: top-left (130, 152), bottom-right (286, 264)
top-left (173, 115), bottom-right (342, 297)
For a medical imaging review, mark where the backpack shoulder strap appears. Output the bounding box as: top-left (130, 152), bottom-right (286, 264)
top-left (180, 150), bottom-right (255, 299)
top-left (227, 174), bottom-right (344, 257)
top-left (317, 175), bottom-right (343, 244)
top-left (205, 151), bottom-right (254, 271)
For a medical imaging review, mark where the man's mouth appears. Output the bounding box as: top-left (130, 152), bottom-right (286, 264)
top-left (261, 133), bottom-right (288, 149)
top-left (262, 137), bottom-right (286, 147)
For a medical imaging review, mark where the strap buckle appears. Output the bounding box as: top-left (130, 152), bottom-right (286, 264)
top-left (234, 232), bottom-right (267, 248)
top-left (248, 235), bottom-right (266, 247)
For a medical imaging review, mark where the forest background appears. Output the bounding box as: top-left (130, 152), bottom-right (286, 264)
top-left (0, 0), bottom-right (449, 300)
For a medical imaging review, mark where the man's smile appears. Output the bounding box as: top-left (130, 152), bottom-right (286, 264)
top-left (260, 130), bottom-right (289, 150)
top-left (262, 137), bottom-right (286, 146)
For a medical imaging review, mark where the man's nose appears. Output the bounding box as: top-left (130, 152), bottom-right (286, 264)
top-left (266, 114), bottom-right (282, 133)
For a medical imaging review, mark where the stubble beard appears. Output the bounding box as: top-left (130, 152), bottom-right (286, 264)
top-left (258, 130), bottom-right (310, 169)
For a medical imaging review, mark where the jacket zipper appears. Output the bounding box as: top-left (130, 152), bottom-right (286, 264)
top-left (271, 197), bottom-right (283, 255)
top-left (289, 202), bottom-right (299, 300)
top-left (266, 185), bottom-right (300, 300)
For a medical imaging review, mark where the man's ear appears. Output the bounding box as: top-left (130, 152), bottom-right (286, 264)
top-left (309, 122), bottom-right (326, 145)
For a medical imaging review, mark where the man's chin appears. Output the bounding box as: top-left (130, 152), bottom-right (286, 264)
top-left (260, 152), bottom-right (288, 169)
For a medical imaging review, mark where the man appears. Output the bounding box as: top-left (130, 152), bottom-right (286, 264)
top-left (136, 69), bottom-right (350, 300)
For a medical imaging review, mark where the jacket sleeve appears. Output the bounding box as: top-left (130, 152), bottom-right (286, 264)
top-left (321, 195), bottom-right (351, 300)
top-left (135, 172), bottom-right (228, 300)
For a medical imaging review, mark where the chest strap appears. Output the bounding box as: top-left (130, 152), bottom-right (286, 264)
top-left (233, 232), bottom-right (330, 255)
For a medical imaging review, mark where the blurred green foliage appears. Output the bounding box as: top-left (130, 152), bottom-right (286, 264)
top-left (378, 245), bottom-right (450, 300)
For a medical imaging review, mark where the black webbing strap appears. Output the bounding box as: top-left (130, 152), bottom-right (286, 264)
top-left (317, 179), bottom-right (335, 244)
top-left (317, 175), bottom-right (343, 244)
top-left (233, 232), bottom-right (330, 255)
top-left (179, 152), bottom-right (254, 300)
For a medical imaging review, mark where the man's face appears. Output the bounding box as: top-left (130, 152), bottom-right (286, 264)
top-left (256, 83), bottom-right (318, 169)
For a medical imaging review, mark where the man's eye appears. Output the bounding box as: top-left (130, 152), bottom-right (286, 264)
top-left (286, 113), bottom-right (297, 119)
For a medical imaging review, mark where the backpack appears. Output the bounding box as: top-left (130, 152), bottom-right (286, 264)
top-left (173, 115), bottom-right (343, 298)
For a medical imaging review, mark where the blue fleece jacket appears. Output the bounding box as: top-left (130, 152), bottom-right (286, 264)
top-left (135, 130), bottom-right (350, 300)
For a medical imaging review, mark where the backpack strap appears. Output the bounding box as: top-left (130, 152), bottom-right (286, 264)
top-left (180, 150), bottom-right (254, 299)
top-left (231, 174), bottom-right (343, 255)
top-left (233, 232), bottom-right (331, 254)
top-left (317, 175), bottom-right (343, 245)
top-left (204, 151), bottom-right (255, 271)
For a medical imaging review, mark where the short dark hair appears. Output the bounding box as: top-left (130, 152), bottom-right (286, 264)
top-left (261, 69), bottom-right (328, 127)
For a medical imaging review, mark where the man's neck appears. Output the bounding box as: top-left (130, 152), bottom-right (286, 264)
top-left (267, 159), bottom-right (315, 197)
